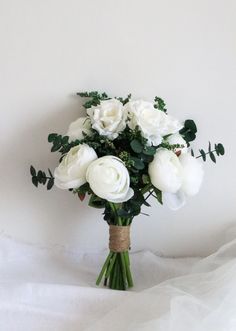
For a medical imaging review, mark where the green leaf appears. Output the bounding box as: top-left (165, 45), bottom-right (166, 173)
top-left (154, 97), bottom-right (167, 112)
top-left (199, 149), bottom-right (206, 161)
top-left (185, 120), bottom-right (197, 133)
top-left (51, 143), bottom-right (61, 152)
top-left (130, 139), bottom-right (143, 153)
top-left (30, 166), bottom-right (36, 176)
top-left (32, 176), bottom-right (38, 187)
top-left (131, 157), bottom-right (145, 170)
top-left (142, 174), bottom-right (150, 184)
top-left (153, 187), bottom-right (163, 205)
top-left (48, 168), bottom-right (53, 177)
top-left (47, 178), bottom-right (54, 190)
top-left (208, 142), bottom-right (212, 153)
top-left (191, 149), bottom-right (195, 157)
top-left (217, 143), bottom-right (225, 155)
top-left (62, 136), bottom-right (69, 144)
top-left (88, 194), bottom-right (105, 209)
top-left (209, 152), bottom-right (216, 163)
top-left (48, 133), bottom-right (58, 142)
top-left (143, 146), bottom-right (156, 155)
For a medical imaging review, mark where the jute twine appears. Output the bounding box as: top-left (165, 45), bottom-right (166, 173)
top-left (109, 225), bottom-right (130, 252)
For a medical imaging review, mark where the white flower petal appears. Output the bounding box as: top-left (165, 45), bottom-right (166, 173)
top-left (87, 99), bottom-right (127, 140)
top-left (163, 191), bottom-right (186, 210)
top-left (54, 144), bottom-right (97, 190)
top-left (179, 153), bottom-right (204, 196)
top-left (67, 117), bottom-right (92, 142)
top-left (148, 148), bottom-right (183, 193)
top-left (86, 156), bottom-right (133, 203)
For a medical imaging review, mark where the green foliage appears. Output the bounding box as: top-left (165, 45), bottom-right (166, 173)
top-left (117, 93), bottom-right (132, 105)
top-left (179, 119), bottom-right (197, 144)
top-left (196, 142), bottom-right (225, 163)
top-left (30, 166), bottom-right (54, 190)
top-left (77, 91), bottom-right (109, 109)
top-left (154, 97), bottom-right (167, 112)
top-left (30, 90), bottom-right (225, 225)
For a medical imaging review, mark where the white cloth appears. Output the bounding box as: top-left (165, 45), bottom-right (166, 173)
top-left (0, 232), bottom-right (236, 331)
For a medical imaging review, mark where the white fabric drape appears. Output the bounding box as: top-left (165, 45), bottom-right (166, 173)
top-left (0, 231), bottom-right (236, 331)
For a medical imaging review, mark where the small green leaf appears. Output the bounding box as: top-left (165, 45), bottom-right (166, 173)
top-left (153, 187), bottom-right (163, 205)
top-left (88, 194), bottom-right (105, 208)
top-left (48, 133), bottom-right (58, 142)
top-left (48, 168), bottom-right (53, 177)
top-left (199, 149), bottom-right (206, 161)
top-left (62, 136), bottom-right (69, 144)
top-left (51, 143), bottom-right (61, 152)
top-left (208, 141), bottom-right (212, 153)
top-left (30, 166), bottom-right (36, 176)
top-left (217, 143), bottom-right (225, 155)
top-left (209, 152), bottom-right (216, 163)
top-left (143, 146), bottom-right (156, 155)
top-left (185, 120), bottom-right (197, 133)
top-left (191, 149), bottom-right (195, 157)
top-left (32, 176), bottom-right (38, 187)
top-left (130, 139), bottom-right (143, 153)
top-left (142, 174), bottom-right (150, 184)
top-left (47, 178), bottom-right (54, 190)
top-left (131, 157), bottom-right (145, 170)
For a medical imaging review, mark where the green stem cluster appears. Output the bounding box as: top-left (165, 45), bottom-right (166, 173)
top-left (96, 203), bottom-right (134, 290)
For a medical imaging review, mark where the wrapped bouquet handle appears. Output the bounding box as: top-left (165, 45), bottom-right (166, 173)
top-left (109, 225), bottom-right (130, 252)
top-left (96, 224), bottom-right (133, 290)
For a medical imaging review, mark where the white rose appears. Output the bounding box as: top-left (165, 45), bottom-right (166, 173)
top-left (166, 133), bottom-right (188, 154)
top-left (87, 99), bottom-right (127, 139)
top-left (148, 148), bottom-right (183, 193)
top-left (86, 156), bottom-right (134, 203)
top-left (54, 144), bottom-right (97, 189)
top-left (163, 153), bottom-right (204, 210)
top-left (66, 117), bottom-right (92, 142)
top-left (125, 100), bottom-right (183, 146)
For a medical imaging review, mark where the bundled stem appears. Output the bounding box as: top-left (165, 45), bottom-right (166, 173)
top-left (96, 203), bottom-right (134, 290)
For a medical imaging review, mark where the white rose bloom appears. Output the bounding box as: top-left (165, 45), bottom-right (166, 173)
top-left (54, 144), bottom-right (97, 189)
top-left (66, 117), bottom-right (92, 142)
top-left (87, 99), bottom-right (127, 139)
top-left (125, 100), bottom-right (183, 146)
top-left (166, 133), bottom-right (188, 154)
top-left (163, 153), bottom-right (204, 210)
top-left (86, 156), bottom-right (134, 203)
top-left (148, 148), bottom-right (183, 193)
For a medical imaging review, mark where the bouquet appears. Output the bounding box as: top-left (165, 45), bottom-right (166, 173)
top-left (30, 91), bottom-right (225, 290)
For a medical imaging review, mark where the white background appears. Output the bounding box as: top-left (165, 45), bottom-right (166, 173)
top-left (0, 0), bottom-right (235, 256)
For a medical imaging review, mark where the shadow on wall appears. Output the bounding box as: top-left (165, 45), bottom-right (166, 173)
top-left (2, 94), bottom-right (106, 249)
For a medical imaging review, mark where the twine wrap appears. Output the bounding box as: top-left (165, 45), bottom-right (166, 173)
top-left (109, 225), bottom-right (130, 253)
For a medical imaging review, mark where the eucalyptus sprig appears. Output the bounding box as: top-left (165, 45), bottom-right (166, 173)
top-left (30, 166), bottom-right (54, 190)
top-left (195, 142), bottom-right (225, 163)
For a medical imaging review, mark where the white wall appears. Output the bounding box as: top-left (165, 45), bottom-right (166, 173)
top-left (0, 0), bottom-right (235, 256)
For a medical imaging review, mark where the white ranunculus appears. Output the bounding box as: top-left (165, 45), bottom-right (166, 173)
top-left (86, 156), bottom-right (134, 203)
top-left (148, 148), bottom-right (183, 193)
top-left (166, 133), bottom-right (188, 154)
top-left (163, 153), bottom-right (204, 210)
top-left (66, 117), bottom-right (92, 142)
top-left (125, 100), bottom-right (183, 146)
top-left (87, 99), bottom-right (127, 139)
top-left (54, 144), bottom-right (97, 190)
top-left (179, 153), bottom-right (204, 196)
